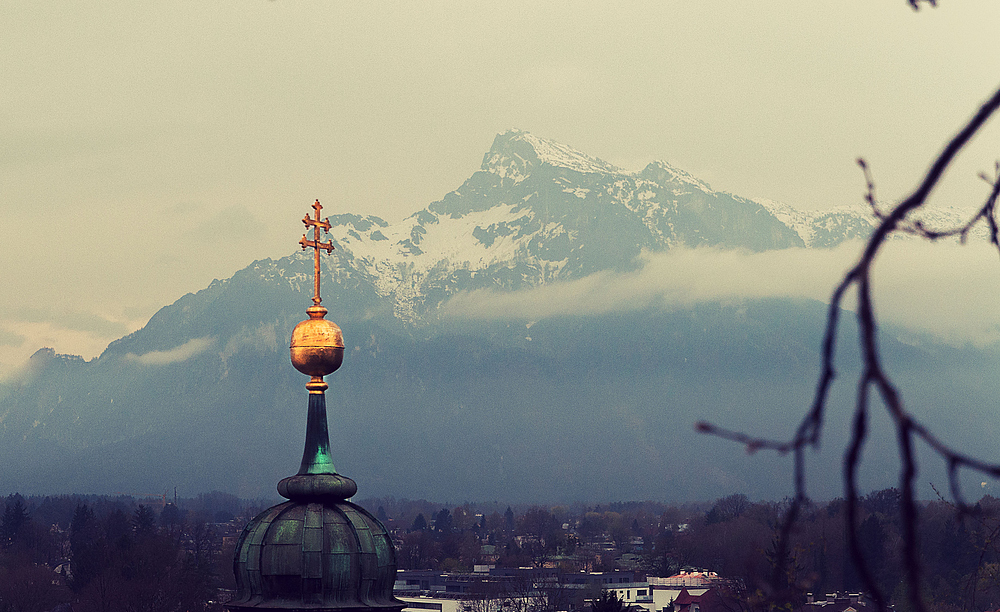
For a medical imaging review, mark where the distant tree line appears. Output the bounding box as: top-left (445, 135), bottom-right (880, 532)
top-left (0, 491), bottom-right (260, 612)
top-left (3, 490), bottom-right (1000, 611)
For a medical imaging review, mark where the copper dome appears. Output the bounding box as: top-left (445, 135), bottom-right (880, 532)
top-left (229, 500), bottom-right (402, 611)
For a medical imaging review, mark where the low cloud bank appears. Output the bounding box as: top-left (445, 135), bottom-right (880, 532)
top-left (442, 244), bottom-right (857, 319)
top-left (442, 240), bottom-right (1000, 346)
top-left (126, 337), bottom-right (215, 366)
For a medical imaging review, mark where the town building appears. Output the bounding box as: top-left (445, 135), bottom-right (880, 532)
top-left (394, 568), bottom-right (653, 612)
top-left (800, 592), bottom-right (873, 612)
top-left (648, 570), bottom-right (722, 612)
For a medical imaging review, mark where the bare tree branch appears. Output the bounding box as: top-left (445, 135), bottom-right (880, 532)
top-left (698, 79), bottom-right (1000, 612)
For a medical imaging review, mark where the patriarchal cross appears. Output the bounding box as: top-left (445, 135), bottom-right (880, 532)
top-left (299, 199), bottom-right (334, 306)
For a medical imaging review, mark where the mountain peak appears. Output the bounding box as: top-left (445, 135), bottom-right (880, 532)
top-left (639, 160), bottom-right (714, 193)
top-left (481, 129), bottom-right (625, 181)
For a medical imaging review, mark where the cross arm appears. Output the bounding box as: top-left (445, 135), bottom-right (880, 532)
top-left (300, 236), bottom-right (335, 253)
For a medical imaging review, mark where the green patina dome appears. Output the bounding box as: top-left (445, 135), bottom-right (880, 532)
top-left (227, 391), bottom-right (405, 612)
top-left (229, 500), bottom-right (401, 611)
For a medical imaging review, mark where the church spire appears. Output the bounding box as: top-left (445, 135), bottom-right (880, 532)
top-left (228, 200), bottom-right (402, 612)
top-left (283, 199), bottom-right (354, 499)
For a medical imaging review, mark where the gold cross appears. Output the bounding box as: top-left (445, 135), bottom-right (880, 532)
top-left (299, 199), bottom-right (334, 306)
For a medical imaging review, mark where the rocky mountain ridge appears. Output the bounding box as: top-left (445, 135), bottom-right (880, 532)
top-left (321, 129), bottom-right (978, 323)
top-left (1, 130), bottom-right (995, 503)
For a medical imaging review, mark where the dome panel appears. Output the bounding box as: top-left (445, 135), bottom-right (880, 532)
top-left (267, 517), bottom-right (303, 545)
top-left (261, 543), bottom-right (303, 575)
top-left (229, 500), bottom-right (403, 612)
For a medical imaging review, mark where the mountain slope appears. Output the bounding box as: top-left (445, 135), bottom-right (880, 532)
top-left (0, 130), bottom-right (994, 503)
top-left (327, 130), bottom-right (813, 322)
top-left (322, 130), bottom-right (976, 322)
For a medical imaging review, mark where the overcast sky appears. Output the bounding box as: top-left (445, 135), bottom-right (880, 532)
top-left (3, 1), bottom-right (1000, 377)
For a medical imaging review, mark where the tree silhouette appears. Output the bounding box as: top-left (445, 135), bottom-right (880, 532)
top-left (410, 513), bottom-right (428, 532)
top-left (435, 507), bottom-right (453, 533)
top-left (133, 504), bottom-right (156, 534)
top-left (696, 3), bottom-right (1000, 612)
top-left (0, 495), bottom-right (29, 548)
top-left (706, 494), bottom-right (751, 525)
top-left (160, 502), bottom-right (181, 532)
top-left (591, 590), bottom-right (625, 612)
top-left (69, 504), bottom-right (100, 592)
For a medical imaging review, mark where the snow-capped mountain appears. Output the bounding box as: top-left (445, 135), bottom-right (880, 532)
top-left (324, 130), bottom-right (802, 322)
top-left (2, 130), bottom-right (996, 503)
top-left (320, 129), bottom-right (977, 323)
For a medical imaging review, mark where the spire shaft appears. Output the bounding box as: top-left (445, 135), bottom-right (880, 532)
top-left (298, 391), bottom-right (336, 475)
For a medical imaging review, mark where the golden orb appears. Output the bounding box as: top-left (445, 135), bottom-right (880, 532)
top-left (289, 305), bottom-right (344, 377)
